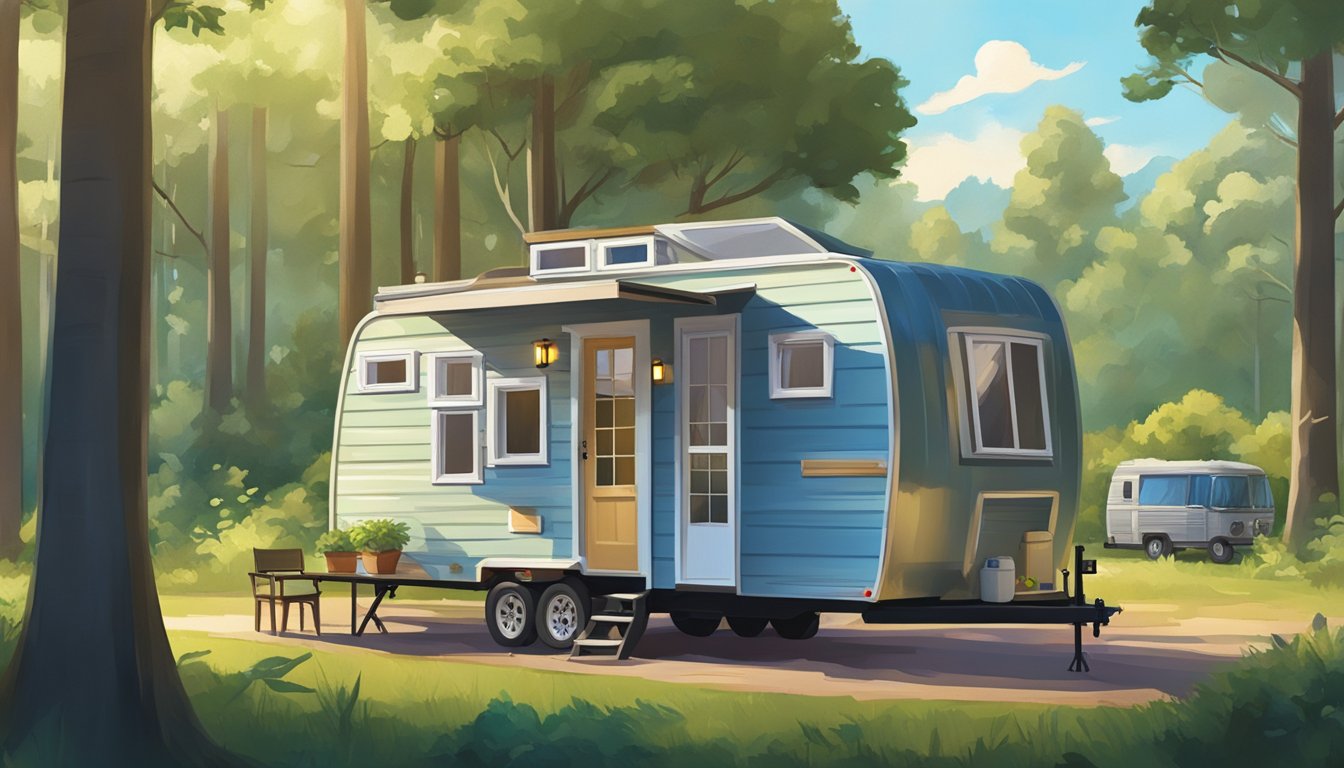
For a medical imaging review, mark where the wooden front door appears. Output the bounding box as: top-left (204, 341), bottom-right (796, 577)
top-left (583, 337), bottom-right (639, 571)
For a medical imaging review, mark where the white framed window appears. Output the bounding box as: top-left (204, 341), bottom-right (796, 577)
top-left (768, 331), bottom-right (834, 399)
top-left (426, 351), bottom-right (483, 406)
top-left (430, 409), bottom-right (482, 484)
top-left (486, 377), bottom-right (548, 466)
top-left (680, 322), bottom-right (737, 525)
top-left (357, 350), bottom-right (419, 393)
top-left (529, 240), bottom-right (591, 276)
top-left (958, 333), bottom-right (1052, 458)
top-left (596, 236), bottom-right (656, 272)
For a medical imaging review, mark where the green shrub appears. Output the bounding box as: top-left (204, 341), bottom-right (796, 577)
top-left (350, 519), bottom-right (411, 553)
top-left (315, 528), bottom-right (356, 554)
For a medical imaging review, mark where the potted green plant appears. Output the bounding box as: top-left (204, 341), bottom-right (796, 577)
top-left (350, 519), bottom-right (411, 575)
top-left (316, 528), bottom-right (358, 573)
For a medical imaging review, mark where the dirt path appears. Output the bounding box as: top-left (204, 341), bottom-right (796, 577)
top-left (166, 598), bottom-right (1340, 707)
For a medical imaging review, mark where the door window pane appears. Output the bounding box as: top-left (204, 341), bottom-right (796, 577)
top-left (684, 329), bottom-right (732, 525)
top-left (594, 343), bottom-right (636, 487)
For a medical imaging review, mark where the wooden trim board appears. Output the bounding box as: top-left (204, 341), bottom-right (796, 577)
top-left (800, 459), bottom-right (888, 477)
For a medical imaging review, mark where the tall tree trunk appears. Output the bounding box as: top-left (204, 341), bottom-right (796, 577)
top-left (205, 106), bottom-right (232, 413)
top-left (527, 74), bottom-right (558, 232)
top-left (399, 136), bottom-right (415, 284)
top-left (0, 0), bottom-right (22, 561)
top-left (433, 132), bottom-right (461, 282)
top-left (246, 106), bottom-right (267, 410)
top-left (1283, 51), bottom-right (1339, 552)
top-left (0, 1), bottom-right (232, 763)
top-left (339, 0), bottom-right (372, 344)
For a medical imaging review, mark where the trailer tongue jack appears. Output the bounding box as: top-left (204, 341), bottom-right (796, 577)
top-left (861, 546), bottom-right (1122, 672)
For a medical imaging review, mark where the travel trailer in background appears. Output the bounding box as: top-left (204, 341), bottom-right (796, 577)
top-left (328, 217), bottom-right (1118, 661)
top-left (1104, 459), bottom-right (1276, 563)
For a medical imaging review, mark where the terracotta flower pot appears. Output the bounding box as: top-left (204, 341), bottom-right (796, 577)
top-left (362, 550), bottom-right (402, 575)
top-left (324, 551), bottom-right (358, 573)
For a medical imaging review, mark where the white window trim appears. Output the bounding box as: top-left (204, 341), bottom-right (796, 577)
top-left (486, 377), bottom-right (549, 466)
top-left (596, 235), bottom-right (657, 273)
top-left (529, 240), bottom-right (593, 277)
top-left (425, 351), bottom-right (483, 407)
top-left (430, 409), bottom-right (482, 484)
top-left (959, 332), bottom-right (1053, 459)
top-left (356, 350), bottom-right (419, 394)
top-left (768, 331), bottom-right (834, 399)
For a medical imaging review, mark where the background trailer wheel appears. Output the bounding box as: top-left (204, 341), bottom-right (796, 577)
top-left (485, 581), bottom-right (538, 647)
top-left (670, 612), bottom-right (721, 637)
top-left (537, 579), bottom-right (590, 650)
top-left (1208, 538), bottom-right (1235, 564)
top-left (771, 612), bottom-right (820, 640)
top-left (1144, 535), bottom-right (1172, 560)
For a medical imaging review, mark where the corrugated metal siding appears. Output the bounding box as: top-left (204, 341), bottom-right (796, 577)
top-left (861, 260), bottom-right (1082, 599)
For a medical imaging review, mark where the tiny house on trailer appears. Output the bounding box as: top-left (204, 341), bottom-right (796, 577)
top-left (329, 217), bottom-right (1117, 660)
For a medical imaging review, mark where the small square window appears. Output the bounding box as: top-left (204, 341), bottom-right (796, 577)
top-left (487, 377), bottom-right (548, 466)
top-left (357, 351), bottom-right (418, 393)
top-left (768, 332), bottom-right (834, 399)
top-left (431, 409), bottom-right (481, 484)
top-left (426, 352), bottom-right (482, 406)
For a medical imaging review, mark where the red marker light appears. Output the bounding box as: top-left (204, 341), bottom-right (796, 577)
top-left (850, 266), bottom-right (857, 272)
top-left (863, 589), bottom-right (872, 597)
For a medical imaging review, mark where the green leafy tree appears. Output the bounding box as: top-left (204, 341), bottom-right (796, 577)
top-left (991, 106), bottom-right (1127, 287)
top-left (1126, 0), bottom-right (1344, 552)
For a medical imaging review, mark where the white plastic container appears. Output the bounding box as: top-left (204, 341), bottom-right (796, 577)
top-left (980, 556), bottom-right (1016, 603)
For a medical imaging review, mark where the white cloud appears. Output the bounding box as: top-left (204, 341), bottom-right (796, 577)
top-left (902, 121), bottom-right (1026, 201)
top-left (917, 41), bottom-right (1085, 116)
top-left (1103, 144), bottom-right (1159, 176)
top-left (1085, 116), bottom-right (1120, 127)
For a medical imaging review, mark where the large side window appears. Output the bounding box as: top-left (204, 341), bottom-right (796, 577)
top-left (958, 333), bottom-right (1051, 457)
top-left (430, 410), bottom-right (481, 484)
top-left (486, 377), bottom-right (548, 466)
top-left (1138, 475), bottom-right (1189, 506)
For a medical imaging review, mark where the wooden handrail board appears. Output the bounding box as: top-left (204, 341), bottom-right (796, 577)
top-left (800, 459), bottom-right (888, 477)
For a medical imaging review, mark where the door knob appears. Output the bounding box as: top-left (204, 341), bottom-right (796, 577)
top-left (581, 439), bottom-right (589, 460)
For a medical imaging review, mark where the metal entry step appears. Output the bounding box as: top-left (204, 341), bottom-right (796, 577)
top-left (570, 592), bottom-right (649, 661)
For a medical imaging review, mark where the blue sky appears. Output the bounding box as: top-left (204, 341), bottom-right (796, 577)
top-left (838, 0), bottom-right (1233, 200)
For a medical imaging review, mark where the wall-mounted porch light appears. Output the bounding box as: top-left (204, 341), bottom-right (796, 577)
top-left (651, 358), bottom-right (671, 384)
top-left (533, 338), bottom-right (558, 369)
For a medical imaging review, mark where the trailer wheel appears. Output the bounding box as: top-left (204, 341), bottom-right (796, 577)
top-left (536, 579), bottom-right (590, 650)
top-left (1207, 538), bottom-right (1235, 564)
top-left (670, 612), bottom-right (721, 637)
top-left (1143, 535), bottom-right (1172, 560)
top-left (726, 616), bottom-right (768, 638)
top-left (485, 581), bottom-right (538, 647)
top-left (771, 612), bottom-right (820, 640)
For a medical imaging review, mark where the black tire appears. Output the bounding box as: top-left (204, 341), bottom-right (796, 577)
top-left (485, 581), bottom-right (538, 647)
top-left (771, 612), bottom-right (820, 640)
top-left (726, 616), bottom-right (768, 638)
top-left (537, 579), bottom-right (590, 650)
top-left (1143, 535), bottom-right (1172, 560)
top-left (670, 612), bottom-right (721, 637)
top-left (1208, 538), bottom-right (1235, 564)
